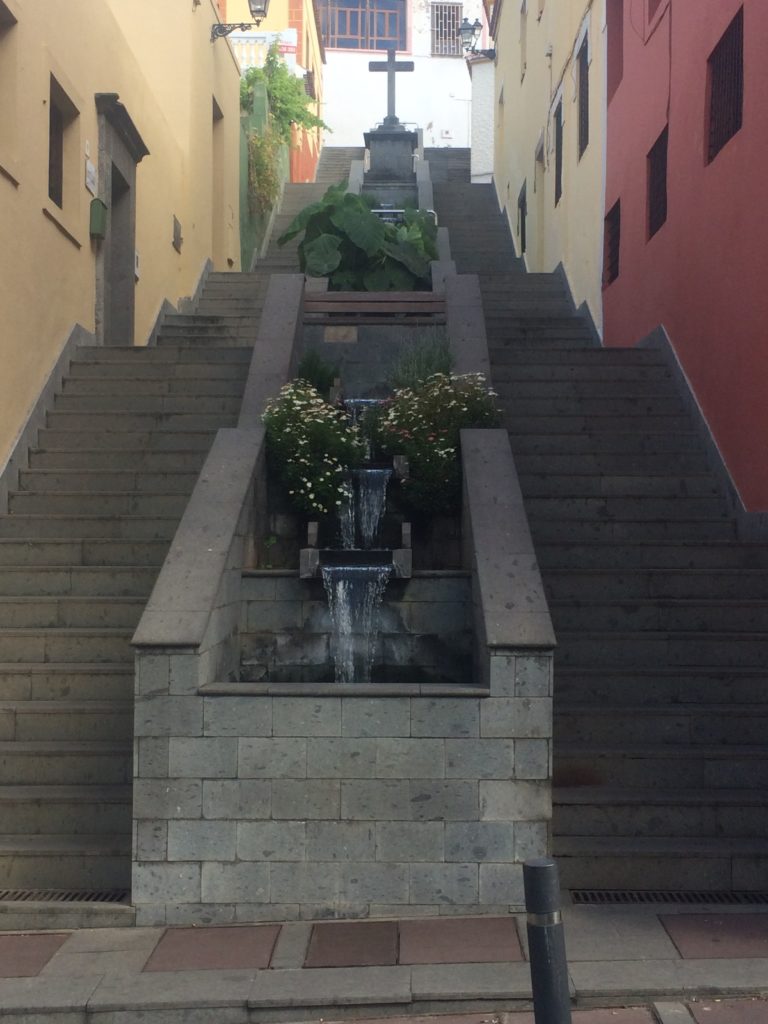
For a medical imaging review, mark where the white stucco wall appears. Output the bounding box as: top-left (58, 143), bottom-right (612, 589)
top-left (321, 0), bottom-right (485, 147)
top-left (469, 56), bottom-right (494, 181)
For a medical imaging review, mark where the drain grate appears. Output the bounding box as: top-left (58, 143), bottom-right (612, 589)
top-left (572, 889), bottom-right (768, 906)
top-left (0, 888), bottom-right (130, 905)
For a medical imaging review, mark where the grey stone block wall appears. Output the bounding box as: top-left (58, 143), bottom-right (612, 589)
top-left (132, 652), bottom-right (552, 924)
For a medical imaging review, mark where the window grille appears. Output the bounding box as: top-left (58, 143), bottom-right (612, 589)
top-left (431, 3), bottom-right (462, 56)
top-left (603, 199), bottom-right (620, 285)
top-left (647, 125), bottom-right (668, 238)
top-left (707, 7), bottom-right (743, 163)
top-left (577, 36), bottom-right (589, 158)
top-left (304, 70), bottom-right (316, 99)
top-left (554, 101), bottom-right (563, 205)
top-left (320, 0), bottom-right (406, 50)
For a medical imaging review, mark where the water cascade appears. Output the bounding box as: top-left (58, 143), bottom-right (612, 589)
top-left (321, 564), bottom-right (392, 684)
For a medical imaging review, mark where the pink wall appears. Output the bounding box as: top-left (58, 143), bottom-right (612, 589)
top-left (604, 0), bottom-right (768, 509)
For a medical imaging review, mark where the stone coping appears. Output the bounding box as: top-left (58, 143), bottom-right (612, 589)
top-left (199, 682), bottom-right (489, 698)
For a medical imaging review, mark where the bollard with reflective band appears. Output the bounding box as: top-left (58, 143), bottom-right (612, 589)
top-left (523, 857), bottom-right (572, 1024)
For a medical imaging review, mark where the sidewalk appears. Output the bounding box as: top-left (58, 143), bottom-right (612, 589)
top-left (1, 903), bottom-right (767, 1022)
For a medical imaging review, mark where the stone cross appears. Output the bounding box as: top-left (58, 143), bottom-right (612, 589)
top-left (368, 48), bottom-right (415, 127)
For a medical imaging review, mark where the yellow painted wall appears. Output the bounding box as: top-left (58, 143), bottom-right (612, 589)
top-left (492, 0), bottom-right (605, 332)
top-left (0, 0), bottom-right (242, 474)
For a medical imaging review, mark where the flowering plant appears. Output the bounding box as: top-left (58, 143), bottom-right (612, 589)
top-left (262, 380), bottom-right (365, 516)
top-left (370, 373), bottom-right (500, 515)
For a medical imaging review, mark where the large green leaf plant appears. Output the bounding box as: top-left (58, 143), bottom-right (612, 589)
top-left (277, 184), bottom-right (439, 291)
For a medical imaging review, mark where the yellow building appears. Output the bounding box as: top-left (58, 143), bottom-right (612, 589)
top-left (489, 0), bottom-right (605, 333)
top-left (0, 0), bottom-right (243, 472)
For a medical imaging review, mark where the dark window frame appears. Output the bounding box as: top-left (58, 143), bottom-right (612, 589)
top-left (647, 125), bottom-right (668, 238)
top-left (517, 180), bottom-right (527, 254)
top-left (707, 6), bottom-right (743, 164)
top-left (603, 199), bottom-right (620, 286)
top-left (48, 77), bottom-right (78, 210)
top-left (554, 100), bottom-right (563, 205)
top-left (320, 0), bottom-right (407, 51)
top-left (577, 35), bottom-right (589, 158)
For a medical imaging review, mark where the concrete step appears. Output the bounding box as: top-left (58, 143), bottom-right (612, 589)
top-left (155, 333), bottom-right (254, 348)
top-left (545, 568), bottom-right (768, 601)
top-left (72, 346), bottom-right (250, 364)
top-left (0, 834), bottom-right (130, 889)
top-left (0, 597), bottom-right (144, 629)
top-left (555, 667), bottom-right (768, 706)
top-left (69, 360), bottom-right (247, 380)
top-left (53, 393), bottom-right (241, 415)
top-left (0, 516), bottom-right (177, 542)
top-left (0, 628), bottom-right (134, 663)
top-left (555, 743), bottom-right (768, 789)
top-left (0, 785), bottom-right (131, 834)
top-left (491, 346), bottom-right (665, 365)
top-left (8, 491), bottom-right (190, 516)
top-left (0, 663), bottom-right (132, 701)
top-left (38, 428), bottom-right (216, 451)
top-left (490, 355), bottom-right (669, 377)
top-left (515, 451), bottom-right (709, 474)
top-left (18, 469), bottom-right (199, 494)
top-left (554, 704), bottom-right (768, 746)
top-left (61, 377), bottom-right (244, 397)
top-left (551, 599), bottom-right (768, 633)
top-left (29, 448), bottom-right (207, 472)
top-left (0, 700), bottom-right (132, 741)
top-left (0, 741), bottom-right (132, 783)
top-left (0, 901), bottom-right (134, 932)
top-left (555, 631), bottom-right (768, 669)
top-left (510, 431), bottom-right (705, 455)
top-left (504, 414), bottom-right (694, 434)
top-left (552, 834), bottom-right (768, 890)
top-left (524, 495), bottom-right (730, 520)
top-left (554, 786), bottom-right (768, 838)
top-left (535, 540), bottom-right (765, 571)
top-left (530, 517), bottom-right (736, 542)
top-left (46, 411), bottom-right (237, 431)
top-left (520, 473), bottom-right (722, 499)
top-left (494, 377), bottom-right (678, 398)
top-left (502, 395), bottom-right (687, 417)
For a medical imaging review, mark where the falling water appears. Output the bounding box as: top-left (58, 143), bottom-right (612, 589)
top-left (322, 565), bottom-right (392, 684)
top-left (341, 468), bottom-right (392, 549)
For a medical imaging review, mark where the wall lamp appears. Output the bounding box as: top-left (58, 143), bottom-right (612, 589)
top-left (211, 0), bottom-right (270, 40)
top-left (458, 16), bottom-right (482, 52)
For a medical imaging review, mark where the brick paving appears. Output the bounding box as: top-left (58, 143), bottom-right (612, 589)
top-left (661, 914), bottom-right (768, 959)
top-left (143, 924), bottom-right (279, 972)
top-left (688, 997), bottom-right (768, 1022)
top-left (0, 932), bottom-right (68, 978)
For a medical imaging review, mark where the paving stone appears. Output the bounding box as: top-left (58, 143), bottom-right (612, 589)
top-left (304, 921), bottom-right (398, 967)
top-left (58, 928), bottom-right (164, 954)
top-left (0, 975), bottom-right (100, 1014)
top-left (688, 997), bottom-right (768, 1023)
top-left (570, 958), bottom-right (768, 998)
top-left (654, 1003), bottom-right (697, 1024)
top-left (0, 933), bottom-right (69, 977)
top-left (41, 949), bottom-right (152, 976)
top-left (143, 924), bottom-right (279, 972)
top-left (661, 913), bottom-right (768, 959)
top-left (399, 915), bottom-right (523, 964)
top-left (563, 906), bottom-right (680, 962)
top-left (410, 961), bottom-right (532, 999)
top-left (270, 922), bottom-right (312, 969)
top-left (248, 965), bottom-right (412, 1007)
top-left (88, 969), bottom-right (255, 1011)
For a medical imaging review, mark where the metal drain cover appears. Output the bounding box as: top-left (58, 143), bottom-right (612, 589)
top-left (0, 888), bottom-right (130, 904)
top-left (571, 889), bottom-right (768, 906)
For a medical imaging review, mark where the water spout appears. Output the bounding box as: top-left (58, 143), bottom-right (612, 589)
top-left (321, 565), bottom-right (392, 684)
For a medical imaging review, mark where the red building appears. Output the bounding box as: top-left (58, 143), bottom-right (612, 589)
top-left (603, 0), bottom-right (768, 510)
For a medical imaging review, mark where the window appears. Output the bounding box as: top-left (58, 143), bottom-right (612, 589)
top-left (431, 3), bottom-right (462, 56)
top-left (0, 1), bottom-right (18, 169)
top-left (48, 76), bottom-right (78, 209)
top-left (603, 200), bottom-right (620, 285)
top-left (647, 126), bottom-right (668, 238)
top-left (517, 181), bottom-right (527, 254)
top-left (320, 0), bottom-right (406, 50)
top-left (554, 100), bottom-right (563, 205)
top-left (577, 36), bottom-right (589, 158)
top-left (606, 0), bottom-right (623, 103)
top-left (520, 0), bottom-right (527, 80)
top-left (707, 7), bottom-right (743, 163)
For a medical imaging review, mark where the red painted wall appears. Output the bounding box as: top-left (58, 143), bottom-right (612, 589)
top-left (604, 0), bottom-right (768, 509)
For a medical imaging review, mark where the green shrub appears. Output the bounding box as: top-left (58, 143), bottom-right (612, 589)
top-left (387, 329), bottom-right (453, 390)
top-left (296, 349), bottom-right (340, 398)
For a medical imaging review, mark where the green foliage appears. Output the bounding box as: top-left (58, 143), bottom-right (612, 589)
top-left (246, 122), bottom-right (283, 215)
top-left (369, 373), bottom-right (500, 516)
top-left (241, 44), bottom-right (329, 145)
top-left (296, 349), bottom-right (340, 397)
top-left (278, 184), bottom-right (439, 291)
top-left (387, 329), bottom-right (453, 390)
top-left (262, 380), bottom-right (365, 517)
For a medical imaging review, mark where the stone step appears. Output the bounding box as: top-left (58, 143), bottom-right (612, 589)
top-left (0, 901), bottom-right (135, 933)
top-left (0, 516), bottom-right (177, 542)
top-left (0, 785), bottom-right (131, 834)
top-left (552, 834), bottom-right (768, 890)
top-left (72, 346), bottom-right (250, 364)
top-left (494, 377), bottom-right (678, 398)
top-left (0, 834), bottom-right (131, 889)
top-left (68, 360), bottom-right (246, 380)
top-left (0, 597), bottom-right (144, 629)
top-left (510, 431), bottom-right (705, 455)
top-left (524, 495), bottom-right (730, 520)
top-left (0, 663), bottom-right (132, 701)
top-left (61, 377), bottom-right (244, 396)
top-left (0, 628), bottom-right (134, 663)
top-left (46, 411), bottom-right (237, 431)
top-left (492, 346), bottom-right (665, 365)
top-left (52, 393), bottom-right (241, 415)
top-left (0, 700), bottom-right (132, 741)
top-left (18, 469), bottom-right (199, 494)
top-left (29, 448), bottom-right (207, 472)
top-left (157, 326), bottom-right (256, 341)
top-left (490, 354), bottom-right (668, 376)
top-left (0, 741), bottom-right (132, 783)
top-left (535, 540), bottom-right (764, 570)
top-left (516, 451), bottom-right (709, 474)
top-left (155, 335), bottom-right (253, 348)
top-left (555, 743), bottom-right (768, 789)
top-left (552, 599), bottom-right (768, 633)
top-left (501, 395), bottom-right (687, 417)
top-left (8, 491), bottom-right (189, 516)
top-left (554, 704), bottom-right (768, 746)
top-left (520, 473), bottom-right (722, 499)
top-left (555, 667), bottom-right (768, 707)
top-left (545, 568), bottom-right (768, 601)
top-left (555, 630), bottom-right (768, 669)
top-left (554, 786), bottom-right (768, 838)
top-left (530, 517), bottom-right (736, 542)
top-left (38, 428), bottom-right (216, 451)
top-left (489, 333), bottom-right (596, 348)
top-left (505, 414), bottom-right (694, 434)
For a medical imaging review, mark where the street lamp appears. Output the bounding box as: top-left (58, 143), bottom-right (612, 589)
top-left (458, 16), bottom-right (482, 53)
top-left (211, 0), bottom-right (270, 41)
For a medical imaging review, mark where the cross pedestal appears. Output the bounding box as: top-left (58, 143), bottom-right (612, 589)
top-left (365, 48), bottom-right (418, 181)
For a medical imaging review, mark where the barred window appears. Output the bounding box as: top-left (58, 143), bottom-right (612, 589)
top-left (320, 0), bottom-right (406, 50)
top-left (707, 7), bottom-right (743, 163)
top-left (647, 125), bottom-right (668, 238)
top-left (431, 3), bottom-right (462, 56)
top-left (603, 200), bottom-right (620, 285)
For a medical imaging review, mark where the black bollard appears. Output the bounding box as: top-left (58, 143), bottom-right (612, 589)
top-left (523, 857), bottom-right (572, 1024)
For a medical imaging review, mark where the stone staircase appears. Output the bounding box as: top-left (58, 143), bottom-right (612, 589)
top-left (430, 151), bottom-right (768, 891)
top-left (258, 182), bottom-right (329, 273)
top-left (0, 271), bottom-right (262, 912)
top-left (315, 146), bottom-right (365, 185)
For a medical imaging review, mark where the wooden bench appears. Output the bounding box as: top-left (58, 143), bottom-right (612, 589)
top-left (303, 290), bottom-right (446, 326)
